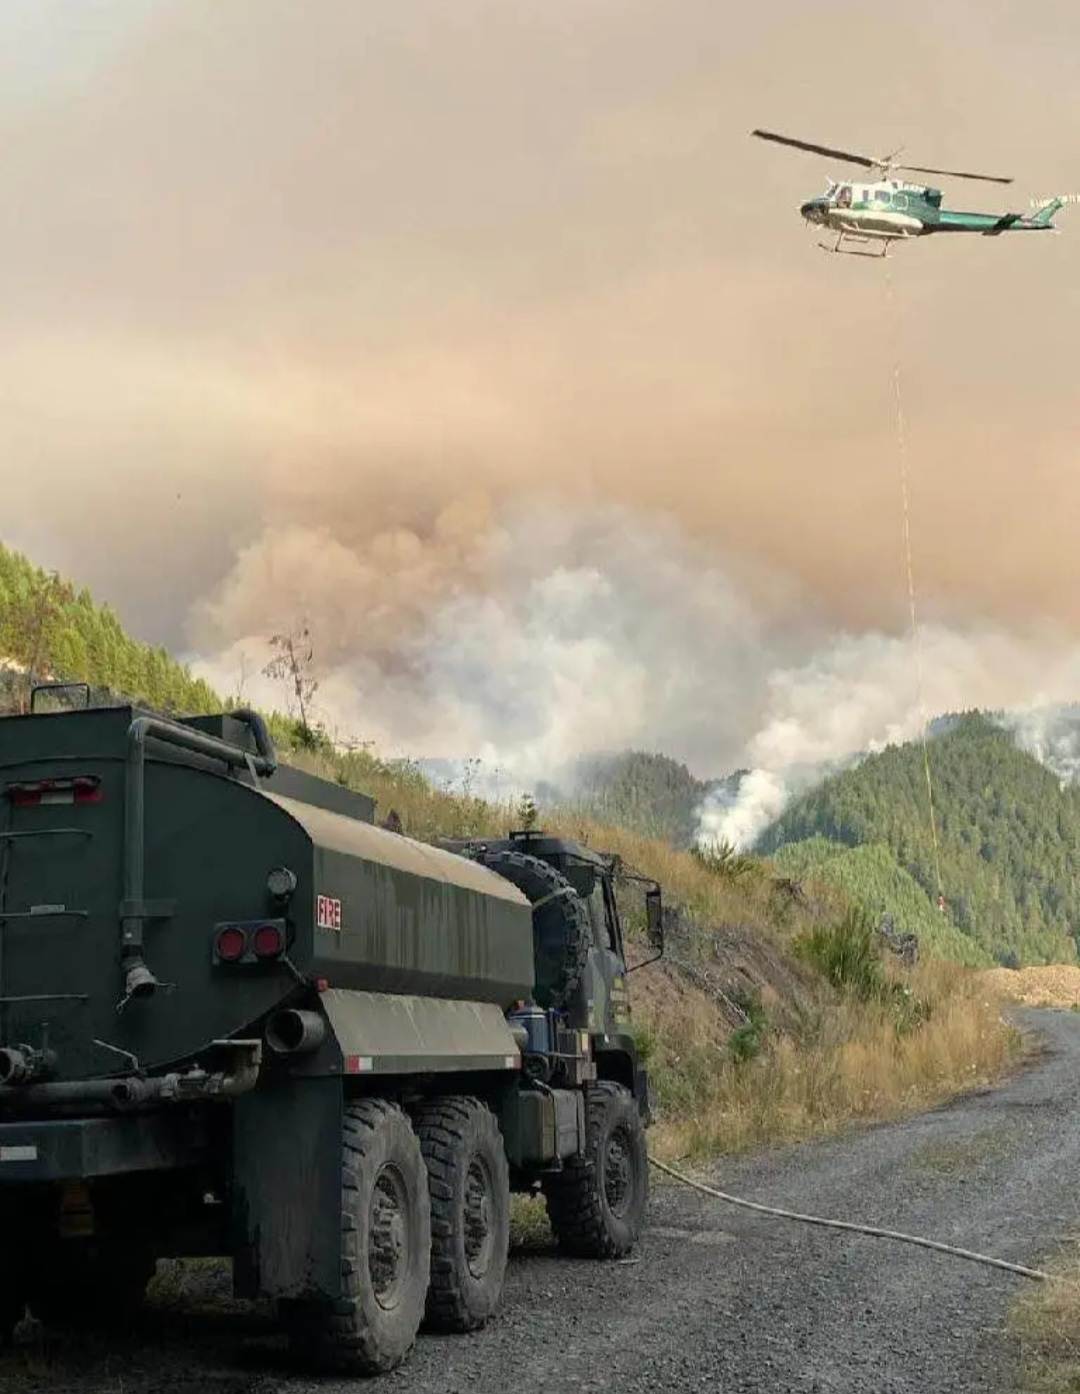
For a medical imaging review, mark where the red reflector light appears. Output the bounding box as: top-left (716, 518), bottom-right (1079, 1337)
top-left (73, 778), bottom-right (102, 804)
top-left (214, 926), bottom-right (248, 962)
top-left (252, 924), bottom-right (284, 959)
top-left (7, 777), bottom-right (102, 807)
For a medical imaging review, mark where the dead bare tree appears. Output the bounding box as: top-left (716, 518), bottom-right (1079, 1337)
top-left (232, 651), bottom-right (252, 706)
top-left (262, 625), bottom-right (319, 741)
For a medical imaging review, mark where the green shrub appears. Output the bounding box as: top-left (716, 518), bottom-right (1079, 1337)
top-left (794, 907), bottom-right (934, 1034)
top-left (691, 841), bottom-right (761, 883)
top-left (793, 906), bottom-right (886, 1000)
top-left (728, 991), bottom-right (770, 1063)
top-left (626, 1018), bottom-right (658, 1066)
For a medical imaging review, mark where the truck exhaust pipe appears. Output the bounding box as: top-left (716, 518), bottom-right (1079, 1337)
top-left (265, 1009), bottom-right (326, 1056)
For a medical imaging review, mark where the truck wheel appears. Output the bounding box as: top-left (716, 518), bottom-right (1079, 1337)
top-left (286, 1098), bottom-right (431, 1376)
top-left (543, 1080), bottom-right (648, 1259)
top-left (413, 1096), bottom-right (510, 1332)
top-left (473, 850), bottom-right (591, 1011)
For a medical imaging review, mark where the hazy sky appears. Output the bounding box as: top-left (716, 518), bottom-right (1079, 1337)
top-left (2, 0), bottom-right (1078, 773)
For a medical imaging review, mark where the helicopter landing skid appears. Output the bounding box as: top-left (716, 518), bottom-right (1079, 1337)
top-left (818, 230), bottom-right (890, 258)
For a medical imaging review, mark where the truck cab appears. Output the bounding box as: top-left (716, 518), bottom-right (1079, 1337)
top-left (439, 828), bottom-right (662, 1117)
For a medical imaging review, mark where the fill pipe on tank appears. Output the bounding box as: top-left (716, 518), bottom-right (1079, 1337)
top-left (120, 711), bottom-right (278, 1003)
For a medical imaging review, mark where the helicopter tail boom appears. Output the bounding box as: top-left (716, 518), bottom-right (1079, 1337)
top-left (982, 198), bottom-right (1065, 235)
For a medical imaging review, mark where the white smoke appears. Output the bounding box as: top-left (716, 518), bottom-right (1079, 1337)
top-left (698, 628), bottom-right (1080, 850)
top-left (697, 769), bottom-right (790, 850)
top-left (189, 505), bottom-right (822, 793)
top-left (187, 505), bottom-right (1080, 836)
top-left (999, 705), bottom-right (1080, 786)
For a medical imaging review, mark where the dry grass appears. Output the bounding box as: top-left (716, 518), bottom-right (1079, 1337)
top-left (642, 957), bottom-right (1022, 1163)
top-left (543, 812), bottom-right (829, 945)
top-left (980, 965), bottom-right (1080, 1010)
top-left (1008, 1247), bottom-right (1080, 1392)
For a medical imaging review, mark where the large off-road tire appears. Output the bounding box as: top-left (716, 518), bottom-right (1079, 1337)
top-left (413, 1096), bottom-right (510, 1333)
top-left (542, 1080), bottom-right (648, 1259)
top-left (286, 1099), bottom-right (431, 1376)
top-left (27, 1243), bottom-right (155, 1329)
top-left (473, 850), bottom-right (591, 1011)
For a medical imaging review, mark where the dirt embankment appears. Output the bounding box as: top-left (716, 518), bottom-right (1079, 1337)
top-left (636, 921), bottom-right (823, 1032)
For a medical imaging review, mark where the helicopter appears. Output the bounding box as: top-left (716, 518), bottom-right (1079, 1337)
top-left (751, 129), bottom-right (1065, 257)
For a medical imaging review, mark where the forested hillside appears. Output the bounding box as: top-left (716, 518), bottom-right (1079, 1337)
top-left (769, 837), bottom-right (991, 968)
top-left (0, 542), bottom-right (220, 715)
top-left (757, 712), bottom-right (1080, 966)
top-left (538, 750), bottom-right (725, 846)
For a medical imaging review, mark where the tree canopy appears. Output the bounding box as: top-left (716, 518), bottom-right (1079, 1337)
top-left (0, 542), bottom-right (220, 715)
top-left (757, 712), bottom-right (1080, 966)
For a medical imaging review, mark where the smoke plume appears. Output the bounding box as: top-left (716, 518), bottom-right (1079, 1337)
top-left (697, 628), bottom-right (1080, 849)
top-left (1001, 706), bottom-right (1080, 787)
top-left (4, 0), bottom-right (1080, 817)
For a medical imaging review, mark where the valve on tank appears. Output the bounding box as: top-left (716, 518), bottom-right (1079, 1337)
top-left (0, 1044), bottom-right (57, 1086)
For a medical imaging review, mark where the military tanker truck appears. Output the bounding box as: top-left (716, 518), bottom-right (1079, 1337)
top-left (0, 691), bottom-right (664, 1375)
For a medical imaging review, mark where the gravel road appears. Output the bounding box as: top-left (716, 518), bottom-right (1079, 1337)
top-left (1, 1006), bottom-right (1076, 1394)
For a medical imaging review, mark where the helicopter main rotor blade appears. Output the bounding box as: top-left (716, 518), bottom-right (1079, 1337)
top-left (750, 129), bottom-right (875, 168)
top-left (898, 164), bottom-right (1014, 184)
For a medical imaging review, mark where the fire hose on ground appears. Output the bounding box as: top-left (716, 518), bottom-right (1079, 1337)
top-left (647, 1154), bottom-right (1051, 1282)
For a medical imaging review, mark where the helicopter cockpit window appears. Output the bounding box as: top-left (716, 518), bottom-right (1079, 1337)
top-left (836, 185), bottom-right (852, 208)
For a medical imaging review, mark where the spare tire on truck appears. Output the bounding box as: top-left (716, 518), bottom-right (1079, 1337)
top-left (470, 850), bottom-right (591, 1011)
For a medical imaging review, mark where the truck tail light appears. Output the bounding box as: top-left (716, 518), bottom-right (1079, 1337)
top-left (212, 919), bottom-right (287, 965)
top-left (214, 926), bottom-right (248, 962)
top-left (252, 924), bottom-right (284, 959)
top-left (7, 777), bottom-right (102, 808)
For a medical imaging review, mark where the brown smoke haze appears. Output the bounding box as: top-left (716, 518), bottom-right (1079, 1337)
top-left (2, 0), bottom-right (1080, 806)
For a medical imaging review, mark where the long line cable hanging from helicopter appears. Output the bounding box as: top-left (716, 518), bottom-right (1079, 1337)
top-left (882, 256), bottom-right (945, 904)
